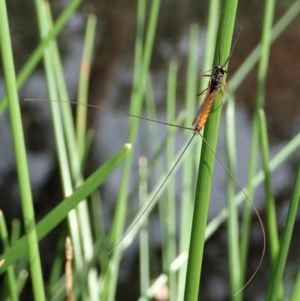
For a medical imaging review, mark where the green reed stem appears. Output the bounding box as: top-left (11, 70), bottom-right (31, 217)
top-left (184, 0), bottom-right (239, 299)
top-left (0, 0), bottom-right (46, 299)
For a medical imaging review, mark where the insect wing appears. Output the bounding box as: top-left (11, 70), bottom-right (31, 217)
top-left (192, 90), bottom-right (216, 127)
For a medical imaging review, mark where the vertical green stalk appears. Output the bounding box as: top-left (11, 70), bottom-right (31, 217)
top-left (34, 0), bottom-right (87, 298)
top-left (178, 23), bottom-right (199, 301)
top-left (10, 219), bottom-right (21, 245)
top-left (258, 109), bottom-right (282, 297)
top-left (108, 0), bottom-right (148, 246)
top-left (104, 1), bottom-right (161, 300)
top-left (199, 0), bottom-right (220, 78)
top-left (144, 77), bottom-right (168, 272)
top-left (179, 6), bottom-right (220, 299)
top-left (289, 269), bottom-right (300, 301)
top-left (139, 157), bottom-right (150, 297)
top-left (240, 0), bottom-right (276, 291)
top-left (265, 159), bottom-right (300, 301)
top-left (194, 0), bottom-right (220, 164)
top-left (225, 95), bottom-right (241, 300)
top-left (166, 61), bottom-right (178, 301)
top-left (258, 109), bottom-right (279, 256)
top-left (0, 211), bottom-right (18, 301)
top-left (44, 4), bottom-right (101, 300)
top-left (0, 0), bottom-right (46, 300)
top-left (184, 0), bottom-right (239, 299)
top-left (76, 14), bottom-right (97, 161)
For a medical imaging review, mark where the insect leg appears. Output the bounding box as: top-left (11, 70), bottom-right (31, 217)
top-left (200, 69), bottom-right (212, 76)
top-left (197, 87), bottom-right (209, 97)
top-left (222, 81), bottom-right (229, 93)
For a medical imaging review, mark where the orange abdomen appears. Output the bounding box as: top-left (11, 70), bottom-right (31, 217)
top-left (194, 93), bottom-right (215, 132)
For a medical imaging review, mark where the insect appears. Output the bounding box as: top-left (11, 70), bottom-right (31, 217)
top-left (105, 30), bottom-right (265, 295)
top-left (193, 62), bottom-right (228, 132)
top-left (25, 30), bottom-right (265, 296)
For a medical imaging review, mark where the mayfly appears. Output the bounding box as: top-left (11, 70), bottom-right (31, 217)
top-left (25, 31), bottom-right (265, 296)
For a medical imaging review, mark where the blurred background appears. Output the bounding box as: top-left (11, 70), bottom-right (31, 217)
top-left (0, 0), bottom-right (299, 300)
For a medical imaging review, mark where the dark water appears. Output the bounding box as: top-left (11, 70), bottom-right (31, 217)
top-left (0, 0), bottom-right (299, 300)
